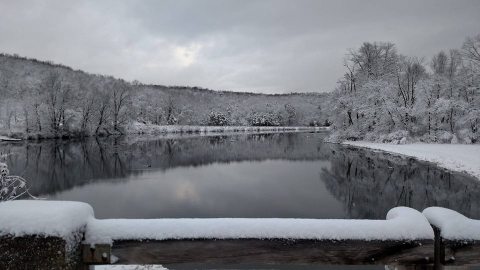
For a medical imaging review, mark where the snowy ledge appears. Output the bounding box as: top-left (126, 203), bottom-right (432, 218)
top-left (84, 207), bottom-right (433, 244)
top-left (0, 200), bottom-right (93, 240)
top-left (423, 207), bottom-right (480, 241)
top-left (342, 141), bottom-right (480, 180)
top-left (0, 201), bottom-right (434, 245)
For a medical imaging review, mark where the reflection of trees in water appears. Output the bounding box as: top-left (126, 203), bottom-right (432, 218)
top-left (0, 133), bottom-right (330, 196)
top-left (321, 145), bottom-right (480, 219)
top-left (3, 133), bottom-right (480, 219)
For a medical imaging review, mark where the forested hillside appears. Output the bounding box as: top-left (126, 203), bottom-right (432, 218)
top-left (328, 33), bottom-right (480, 144)
top-left (0, 54), bottom-right (329, 139)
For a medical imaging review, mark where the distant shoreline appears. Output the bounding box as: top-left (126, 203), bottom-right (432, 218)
top-left (0, 125), bottom-right (331, 142)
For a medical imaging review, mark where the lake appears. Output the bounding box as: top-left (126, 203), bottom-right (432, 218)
top-left (1, 131), bottom-right (479, 219)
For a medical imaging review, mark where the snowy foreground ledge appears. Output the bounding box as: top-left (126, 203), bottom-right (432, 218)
top-left (423, 207), bottom-right (480, 241)
top-left (85, 207), bottom-right (433, 244)
top-left (0, 201), bottom-right (433, 244)
top-left (0, 200), bottom-right (93, 241)
top-left (343, 141), bottom-right (480, 180)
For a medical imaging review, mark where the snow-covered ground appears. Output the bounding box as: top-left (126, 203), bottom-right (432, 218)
top-left (127, 122), bottom-right (329, 135)
top-left (423, 207), bottom-right (480, 241)
top-left (343, 141), bottom-right (480, 180)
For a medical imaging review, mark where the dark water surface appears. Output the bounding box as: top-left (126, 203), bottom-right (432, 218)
top-left (1, 132), bottom-right (479, 219)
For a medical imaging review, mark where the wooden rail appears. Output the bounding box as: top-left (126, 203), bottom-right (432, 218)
top-left (84, 239), bottom-right (433, 266)
top-left (433, 226), bottom-right (480, 266)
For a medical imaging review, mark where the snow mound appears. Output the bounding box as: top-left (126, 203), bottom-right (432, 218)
top-left (423, 207), bottom-right (480, 241)
top-left (0, 200), bottom-right (93, 239)
top-left (343, 141), bottom-right (480, 180)
top-left (85, 207), bottom-right (433, 244)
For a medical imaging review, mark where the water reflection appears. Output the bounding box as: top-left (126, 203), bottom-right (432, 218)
top-left (1, 132), bottom-right (479, 219)
top-left (322, 145), bottom-right (480, 219)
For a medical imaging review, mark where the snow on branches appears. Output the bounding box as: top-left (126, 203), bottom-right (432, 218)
top-left (0, 162), bottom-right (30, 201)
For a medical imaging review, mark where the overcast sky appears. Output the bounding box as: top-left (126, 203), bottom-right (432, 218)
top-left (0, 0), bottom-right (479, 93)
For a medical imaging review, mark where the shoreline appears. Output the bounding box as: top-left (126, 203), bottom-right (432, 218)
top-left (0, 125), bottom-right (331, 142)
top-left (342, 141), bottom-right (480, 181)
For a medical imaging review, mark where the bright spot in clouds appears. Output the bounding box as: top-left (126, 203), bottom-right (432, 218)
top-left (174, 44), bottom-right (201, 67)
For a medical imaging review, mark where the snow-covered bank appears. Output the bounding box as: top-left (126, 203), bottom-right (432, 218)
top-left (127, 122), bottom-right (329, 135)
top-left (423, 207), bottom-right (480, 241)
top-left (343, 141), bottom-right (480, 180)
top-left (84, 207), bottom-right (432, 244)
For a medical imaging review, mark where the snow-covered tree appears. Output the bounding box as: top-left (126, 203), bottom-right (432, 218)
top-left (328, 33), bottom-right (480, 144)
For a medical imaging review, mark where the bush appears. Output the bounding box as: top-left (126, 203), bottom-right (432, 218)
top-left (438, 131), bottom-right (453, 143)
top-left (208, 112), bottom-right (229, 126)
top-left (247, 112), bottom-right (281, 126)
top-left (378, 130), bottom-right (409, 144)
top-left (458, 128), bottom-right (478, 144)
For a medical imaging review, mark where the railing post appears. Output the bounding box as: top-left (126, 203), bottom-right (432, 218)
top-left (82, 244), bottom-right (111, 265)
top-left (433, 225), bottom-right (445, 268)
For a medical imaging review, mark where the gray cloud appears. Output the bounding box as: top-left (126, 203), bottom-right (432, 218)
top-left (0, 0), bottom-right (479, 93)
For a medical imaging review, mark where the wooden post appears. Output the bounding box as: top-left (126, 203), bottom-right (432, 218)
top-left (82, 244), bottom-right (111, 265)
top-left (433, 225), bottom-right (445, 267)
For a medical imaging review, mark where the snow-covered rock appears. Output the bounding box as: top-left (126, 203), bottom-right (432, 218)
top-left (84, 207), bottom-right (433, 244)
top-left (423, 207), bottom-right (480, 241)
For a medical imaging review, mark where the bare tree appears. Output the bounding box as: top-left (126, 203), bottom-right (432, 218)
top-left (110, 80), bottom-right (131, 133)
top-left (462, 34), bottom-right (480, 66)
top-left (42, 71), bottom-right (71, 135)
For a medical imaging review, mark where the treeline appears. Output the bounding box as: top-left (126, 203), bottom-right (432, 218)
top-left (0, 54), bottom-right (329, 139)
top-left (328, 34), bottom-right (480, 144)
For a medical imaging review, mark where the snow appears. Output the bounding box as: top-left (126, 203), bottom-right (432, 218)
top-left (127, 122), bottom-right (327, 135)
top-left (0, 201), bottom-right (434, 245)
top-left (0, 200), bottom-right (93, 240)
top-left (343, 141), bottom-right (480, 180)
top-left (84, 207), bottom-right (433, 244)
top-left (423, 207), bottom-right (480, 241)
top-left (0, 135), bottom-right (21, 141)
top-left (94, 266), bottom-right (168, 270)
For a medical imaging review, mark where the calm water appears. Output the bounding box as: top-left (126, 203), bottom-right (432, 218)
top-left (1, 132), bottom-right (479, 219)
